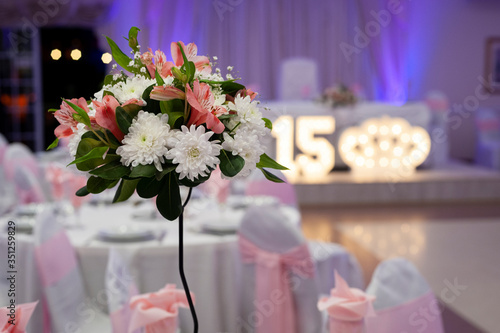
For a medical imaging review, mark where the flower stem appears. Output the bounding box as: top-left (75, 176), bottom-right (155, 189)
top-left (229, 121), bottom-right (241, 135)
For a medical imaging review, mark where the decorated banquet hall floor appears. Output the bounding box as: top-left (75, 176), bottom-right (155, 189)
top-left (301, 202), bottom-right (500, 333)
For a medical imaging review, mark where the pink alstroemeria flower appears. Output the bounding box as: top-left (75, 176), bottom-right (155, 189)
top-left (140, 48), bottom-right (174, 78)
top-left (226, 88), bottom-right (258, 103)
top-left (185, 81), bottom-right (226, 134)
top-left (54, 97), bottom-right (94, 138)
top-left (150, 85), bottom-right (186, 101)
top-left (171, 42), bottom-right (211, 74)
top-left (92, 96), bottom-right (144, 141)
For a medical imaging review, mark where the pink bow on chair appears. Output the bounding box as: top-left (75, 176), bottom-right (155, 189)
top-left (318, 271), bottom-right (375, 333)
top-left (239, 234), bottom-right (315, 333)
top-left (0, 301), bottom-right (38, 333)
top-left (128, 284), bottom-right (192, 333)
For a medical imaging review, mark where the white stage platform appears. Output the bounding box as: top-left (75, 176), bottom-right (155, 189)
top-left (294, 162), bottom-right (500, 206)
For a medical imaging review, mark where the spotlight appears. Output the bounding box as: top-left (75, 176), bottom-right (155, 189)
top-left (70, 49), bottom-right (82, 60)
top-left (101, 52), bottom-right (112, 64)
top-left (50, 49), bottom-right (61, 60)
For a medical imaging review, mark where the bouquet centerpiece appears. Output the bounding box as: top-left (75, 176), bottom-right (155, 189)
top-left (47, 27), bottom-right (286, 332)
top-left (319, 83), bottom-right (357, 108)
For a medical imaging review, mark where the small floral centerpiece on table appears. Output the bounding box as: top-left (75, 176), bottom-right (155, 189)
top-left (319, 83), bottom-right (357, 109)
top-left (48, 27), bottom-right (286, 221)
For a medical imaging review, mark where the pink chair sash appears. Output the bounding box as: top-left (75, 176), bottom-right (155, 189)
top-left (329, 318), bottom-right (364, 333)
top-left (35, 230), bottom-right (78, 288)
top-left (238, 234), bottom-right (314, 333)
top-left (0, 301), bottom-right (38, 333)
top-left (365, 291), bottom-right (444, 333)
top-left (128, 284), bottom-right (192, 333)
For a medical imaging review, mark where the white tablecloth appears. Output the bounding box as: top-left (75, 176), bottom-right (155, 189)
top-left (0, 199), bottom-right (362, 332)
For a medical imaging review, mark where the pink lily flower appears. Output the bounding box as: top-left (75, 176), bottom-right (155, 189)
top-left (185, 81), bottom-right (226, 134)
top-left (150, 85), bottom-right (186, 101)
top-left (140, 49), bottom-right (174, 78)
top-left (54, 97), bottom-right (94, 138)
top-left (92, 96), bottom-right (144, 141)
top-left (171, 42), bottom-right (211, 74)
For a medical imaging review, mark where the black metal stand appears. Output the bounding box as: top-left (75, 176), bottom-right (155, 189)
top-left (179, 187), bottom-right (197, 332)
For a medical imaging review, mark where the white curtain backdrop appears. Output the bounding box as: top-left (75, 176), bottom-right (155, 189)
top-left (96, 0), bottom-right (383, 100)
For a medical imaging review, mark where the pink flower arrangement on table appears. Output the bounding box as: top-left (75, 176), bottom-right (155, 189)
top-left (48, 27), bottom-right (286, 221)
top-left (319, 84), bottom-right (358, 108)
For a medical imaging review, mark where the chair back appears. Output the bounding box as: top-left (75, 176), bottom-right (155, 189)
top-left (365, 258), bottom-right (444, 333)
top-left (33, 206), bottom-right (88, 332)
top-left (238, 205), bottom-right (321, 333)
top-left (106, 248), bottom-right (139, 333)
top-left (3, 143), bottom-right (39, 180)
top-left (278, 58), bottom-right (319, 100)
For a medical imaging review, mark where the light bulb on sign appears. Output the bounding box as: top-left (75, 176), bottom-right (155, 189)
top-left (338, 116), bottom-right (431, 174)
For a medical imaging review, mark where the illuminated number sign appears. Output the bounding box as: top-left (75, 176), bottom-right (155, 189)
top-left (272, 116), bottom-right (335, 183)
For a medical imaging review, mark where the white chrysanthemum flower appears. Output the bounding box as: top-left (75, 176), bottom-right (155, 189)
top-left (107, 75), bottom-right (156, 103)
top-left (227, 95), bottom-right (267, 134)
top-left (116, 111), bottom-right (172, 171)
top-left (222, 128), bottom-right (265, 178)
top-left (68, 123), bottom-right (88, 157)
top-left (167, 125), bottom-right (222, 181)
top-left (94, 89), bottom-right (104, 102)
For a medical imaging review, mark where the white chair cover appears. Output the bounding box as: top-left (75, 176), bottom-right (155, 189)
top-left (278, 58), bottom-right (319, 100)
top-left (106, 248), bottom-right (139, 333)
top-left (475, 107), bottom-right (500, 169)
top-left (0, 133), bottom-right (7, 165)
top-left (238, 205), bottom-right (322, 333)
top-left (309, 241), bottom-right (364, 295)
top-left (365, 257), bottom-right (444, 333)
top-left (33, 206), bottom-right (110, 332)
top-left (13, 165), bottom-right (46, 204)
top-left (3, 143), bottom-right (40, 180)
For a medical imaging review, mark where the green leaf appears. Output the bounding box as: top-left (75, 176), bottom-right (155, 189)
top-left (178, 173), bottom-right (211, 187)
top-left (130, 164), bottom-right (157, 178)
top-left (87, 176), bottom-right (115, 194)
top-left (156, 172), bottom-right (182, 221)
top-left (46, 138), bottom-right (59, 151)
top-left (136, 176), bottom-right (163, 198)
top-left (219, 149), bottom-right (245, 177)
top-left (89, 160), bottom-right (131, 180)
top-left (218, 114), bottom-right (237, 120)
top-left (69, 146), bottom-right (108, 166)
top-left (64, 99), bottom-right (91, 127)
top-left (103, 90), bottom-right (115, 97)
top-left (113, 178), bottom-right (140, 203)
top-left (127, 27), bottom-right (141, 52)
top-left (185, 61), bottom-right (196, 82)
top-left (105, 36), bottom-right (134, 72)
top-left (168, 111), bottom-right (184, 128)
top-left (115, 106), bottom-right (134, 135)
top-left (48, 108), bottom-right (58, 113)
top-left (155, 69), bottom-right (165, 86)
top-left (259, 168), bottom-right (285, 183)
top-left (75, 186), bottom-right (90, 197)
top-left (220, 81), bottom-right (245, 95)
top-left (263, 117), bottom-right (273, 130)
top-left (256, 153), bottom-right (288, 170)
top-left (155, 165), bottom-right (177, 181)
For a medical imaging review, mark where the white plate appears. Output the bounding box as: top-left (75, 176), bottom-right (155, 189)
top-left (227, 195), bottom-right (280, 209)
top-left (200, 216), bottom-right (239, 235)
top-left (97, 225), bottom-right (155, 242)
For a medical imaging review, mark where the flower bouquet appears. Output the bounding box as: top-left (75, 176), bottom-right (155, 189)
top-left (48, 27), bottom-right (286, 221)
top-left (47, 27), bottom-right (287, 332)
top-left (319, 84), bottom-right (357, 108)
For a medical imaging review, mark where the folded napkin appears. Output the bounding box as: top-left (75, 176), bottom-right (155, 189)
top-left (0, 301), bottom-right (38, 333)
top-left (318, 271), bottom-right (375, 333)
top-left (128, 284), bottom-right (192, 333)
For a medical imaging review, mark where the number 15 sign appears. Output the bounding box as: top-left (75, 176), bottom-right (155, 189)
top-left (272, 116), bottom-right (335, 183)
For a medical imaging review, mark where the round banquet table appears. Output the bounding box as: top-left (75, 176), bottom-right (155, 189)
top-left (0, 197), bottom-right (363, 332)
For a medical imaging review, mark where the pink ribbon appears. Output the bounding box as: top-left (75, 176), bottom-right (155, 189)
top-left (238, 234), bottom-right (315, 333)
top-left (318, 271), bottom-right (375, 333)
top-left (128, 284), bottom-right (192, 333)
top-left (35, 230), bottom-right (78, 288)
top-left (0, 301), bottom-right (38, 333)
